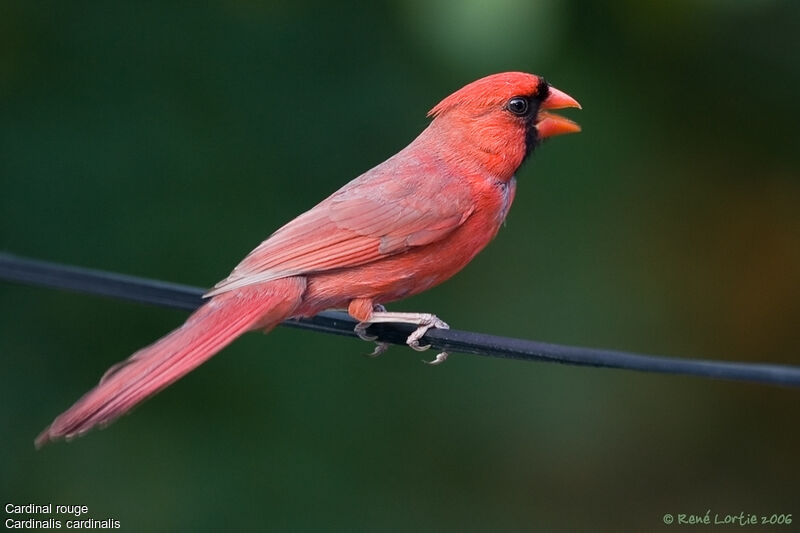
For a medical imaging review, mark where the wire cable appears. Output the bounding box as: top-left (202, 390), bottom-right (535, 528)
top-left (1, 252), bottom-right (798, 387)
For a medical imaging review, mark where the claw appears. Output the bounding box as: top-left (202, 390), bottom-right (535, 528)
top-left (408, 340), bottom-right (431, 352)
top-left (367, 342), bottom-right (389, 358)
top-left (354, 322), bottom-right (377, 342)
top-left (405, 315), bottom-right (449, 352)
top-left (423, 352), bottom-right (449, 365)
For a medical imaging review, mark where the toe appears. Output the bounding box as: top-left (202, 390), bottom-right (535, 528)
top-left (367, 342), bottom-right (389, 358)
top-left (423, 352), bottom-right (449, 365)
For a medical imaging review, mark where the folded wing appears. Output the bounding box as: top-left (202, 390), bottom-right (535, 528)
top-left (207, 158), bottom-right (474, 296)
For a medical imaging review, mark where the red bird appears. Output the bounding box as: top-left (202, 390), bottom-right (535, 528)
top-left (36, 72), bottom-right (580, 447)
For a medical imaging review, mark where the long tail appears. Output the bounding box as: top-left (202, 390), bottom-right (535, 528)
top-left (35, 277), bottom-right (306, 448)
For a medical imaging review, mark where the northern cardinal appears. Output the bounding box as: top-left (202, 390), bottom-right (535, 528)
top-left (36, 72), bottom-right (580, 447)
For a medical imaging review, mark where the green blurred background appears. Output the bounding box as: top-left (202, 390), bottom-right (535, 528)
top-left (2, 1), bottom-right (798, 531)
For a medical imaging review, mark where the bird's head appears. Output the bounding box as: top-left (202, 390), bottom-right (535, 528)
top-left (427, 72), bottom-right (581, 178)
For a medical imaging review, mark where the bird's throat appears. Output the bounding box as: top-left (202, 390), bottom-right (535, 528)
top-left (427, 118), bottom-right (527, 182)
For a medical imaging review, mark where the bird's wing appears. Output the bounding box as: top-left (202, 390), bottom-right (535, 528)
top-left (206, 160), bottom-right (474, 296)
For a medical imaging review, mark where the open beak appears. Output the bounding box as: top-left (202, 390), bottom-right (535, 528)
top-left (536, 85), bottom-right (581, 139)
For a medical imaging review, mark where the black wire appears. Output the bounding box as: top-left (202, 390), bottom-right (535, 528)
top-left (1, 252), bottom-right (799, 388)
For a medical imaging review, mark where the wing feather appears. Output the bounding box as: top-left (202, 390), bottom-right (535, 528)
top-left (206, 154), bottom-right (475, 296)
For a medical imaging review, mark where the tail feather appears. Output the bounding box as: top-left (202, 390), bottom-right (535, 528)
top-left (36, 277), bottom-right (306, 448)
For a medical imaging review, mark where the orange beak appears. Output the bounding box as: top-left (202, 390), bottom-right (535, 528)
top-left (536, 85), bottom-right (581, 139)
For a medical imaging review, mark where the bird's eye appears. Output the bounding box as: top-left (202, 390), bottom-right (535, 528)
top-left (506, 97), bottom-right (529, 116)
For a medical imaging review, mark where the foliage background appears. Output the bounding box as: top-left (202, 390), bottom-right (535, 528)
top-left (1, 1), bottom-right (798, 530)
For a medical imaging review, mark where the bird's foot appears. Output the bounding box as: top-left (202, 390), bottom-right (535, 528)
top-left (356, 311), bottom-right (450, 364)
